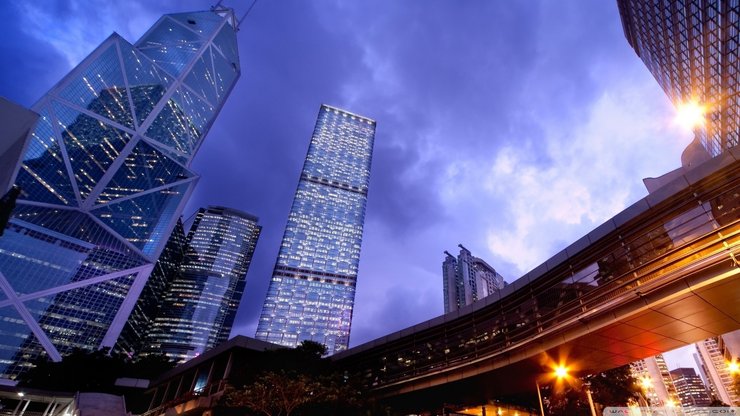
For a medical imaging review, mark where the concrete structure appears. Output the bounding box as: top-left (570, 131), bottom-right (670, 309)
top-left (618, 0), bottom-right (740, 156)
top-left (443, 244), bottom-right (506, 313)
top-left (630, 354), bottom-right (680, 407)
top-left (694, 331), bottom-right (740, 405)
top-left (255, 104), bottom-right (376, 354)
top-left (142, 336), bottom-right (276, 416)
top-left (139, 206), bottom-right (261, 362)
top-left (0, 7), bottom-right (241, 379)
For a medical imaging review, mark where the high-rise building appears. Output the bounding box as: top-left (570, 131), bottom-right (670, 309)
top-left (630, 354), bottom-right (680, 407)
top-left (139, 206), bottom-right (260, 362)
top-left (116, 218), bottom-right (188, 355)
top-left (0, 7), bottom-right (240, 379)
top-left (255, 104), bottom-right (376, 354)
top-left (443, 244), bottom-right (505, 313)
top-left (694, 332), bottom-right (740, 405)
top-left (670, 367), bottom-right (712, 408)
top-left (617, 0), bottom-right (740, 156)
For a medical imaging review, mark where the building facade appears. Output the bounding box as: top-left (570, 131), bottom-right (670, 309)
top-left (670, 367), bottom-right (712, 409)
top-left (443, 245), bottom-right (505, 313)
top-left (617, 0), bottom-right (740, 156)
top-left (0, 8), bottom-right (240, 378)
top-left (630, 354), bottom-right (680, 407)
top-left (140, 206), bottom-right (261, 362)
top-left (694, 332), bottom-right (740, 405)
top-left (255, 104), bottom-right (376, 354)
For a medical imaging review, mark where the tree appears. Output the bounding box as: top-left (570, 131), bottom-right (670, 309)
top-left (544, 365), bottom-right (639, 416)
top-left (220, 341), bottom-right (368, 416)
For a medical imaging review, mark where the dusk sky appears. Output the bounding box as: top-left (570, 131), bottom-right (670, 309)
top-left (1, 1), bottom-right (700, 368)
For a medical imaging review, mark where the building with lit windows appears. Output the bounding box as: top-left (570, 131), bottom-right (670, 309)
top-left (0, 7), bottom-right (241, 379)
top-left (140, 206), bottom-right (261, 362)
top-left (116, 218), bottom-right (188, 356)
top-left (617, 0), bottom-right (740, 156)
top-left (255, 104), bottom-right (376, 354)
top-left (630, 354), bottom-right (680, 407)
top-left (670, 367), bottom-right (712, 409)
top-left (443, 244), bottom-right (506, 313)
top-left (694, 331), bottom-right (740, 405)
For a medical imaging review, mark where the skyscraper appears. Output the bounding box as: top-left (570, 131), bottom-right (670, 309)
top-left (443, 245), bottom-right (506, 313)
top-left (255, 104), bottom-right (376, 354)
top-left (630, 354), bottom-right (681, 407)
top-left (694, 333), bottom-right (740, 405)
top-left (617, 0), bottom-right (740, 156)
top-left (139, 206), bottom-right (261, 362)
top-left (670, 367), bottom-right (712, 408)
top-left (0, 7), bottom-right (240, 379)
top-left (116, 218), bottom-right (188, 355)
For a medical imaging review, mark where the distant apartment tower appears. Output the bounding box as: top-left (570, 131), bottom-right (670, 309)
top-left (629, 354), bottom-right (680, 407)
top-left (0, 8), bottom-right (241, 378)
top-left (617, 0), bottom-right (740, 156)
top-left (670, 367), bottom-right (712, 408)
top-left (443, 245), bottom-right (505, 313)
top-left (140, 206), bottom-right (261, 362)
top-left (255, 105), bottom-right (376, 354)
top-left (694, 331), bottom-right (740, 405)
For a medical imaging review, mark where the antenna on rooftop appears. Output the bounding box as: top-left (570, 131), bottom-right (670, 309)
top-left (237, 0), bottom-right (259, 29)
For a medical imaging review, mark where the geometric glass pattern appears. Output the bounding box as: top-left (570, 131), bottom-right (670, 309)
top-left (0, 7), bottom-right (240, 380)
top-left (139, 206), bottom-right (261, 363)
top-left (618, 0), bottom-right (740, 156)
top-left (255, 105), bottom-right (376, 354)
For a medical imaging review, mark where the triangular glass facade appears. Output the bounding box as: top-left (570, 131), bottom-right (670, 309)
top-left (0, 7), bottom-right (239, 380)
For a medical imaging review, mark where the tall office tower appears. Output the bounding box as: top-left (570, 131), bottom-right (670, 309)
top-left (255, 105), bottom-right (376, 354)
top-left (141, 206), bottom-right (261, 362)
top-left (617, 0), bottom-right (740, 156)
top-left (629, 354), bottom-right (681, 407)
top-left (0, 7), bottom-right (240, 379)
top-left (442, 244), bottom-right (506, 313)
top-left (116, 218), bottom-right (188, 355)
top-left (670, 367), bottom-right (712, 408)
top-left (694, 333), bottom-right (740, 405)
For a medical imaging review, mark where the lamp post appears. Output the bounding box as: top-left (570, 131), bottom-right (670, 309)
top-left (535, 380), bottom-right (545, 416)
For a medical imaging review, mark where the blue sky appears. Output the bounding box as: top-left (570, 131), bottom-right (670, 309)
top-left (0, 1), bottom-right (700, 369)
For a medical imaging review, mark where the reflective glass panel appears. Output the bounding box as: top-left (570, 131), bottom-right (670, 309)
top-left (16, 107), bottom-right (77, 205)
top-left (139, 17), bottom-right (202, 77)
top-left (53, 101), bottom-right (133, 200)
top-left (96, 140), bottom-right (193, 204)
top-left (58, 42), bottom-right (134, 129)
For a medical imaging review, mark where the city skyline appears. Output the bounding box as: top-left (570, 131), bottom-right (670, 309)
top-left (0, 0), bottom-right (704, 368)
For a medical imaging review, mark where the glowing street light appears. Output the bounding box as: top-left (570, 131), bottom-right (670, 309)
top-left (554, 365), bottom-right (568, 379)
top-left (728, 359), bottom-right (739, 374)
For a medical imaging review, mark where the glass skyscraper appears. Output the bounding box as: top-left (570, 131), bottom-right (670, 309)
top-left (617, 0), bottom-right (740, 156)
top-left (255, 104), bottom-right (376, 354)
top-left (139, 206), bottom-right (261, 362)
top-left (0, 8), bottom-right (240, 378)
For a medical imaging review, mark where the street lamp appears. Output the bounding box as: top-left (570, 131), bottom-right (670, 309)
top-left (729, 359), bottom-right (739, 374)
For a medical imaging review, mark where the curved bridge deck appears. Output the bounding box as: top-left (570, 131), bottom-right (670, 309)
top-left (335, 152), bottom-right (740, 408)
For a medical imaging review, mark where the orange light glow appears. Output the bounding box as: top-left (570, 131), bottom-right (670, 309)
top-left (555, 365), bottom-right (568, 379)
top-left (675, 100), bottom-right (706, 130)
top-left (729, 359), bottom-right (739, 374)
